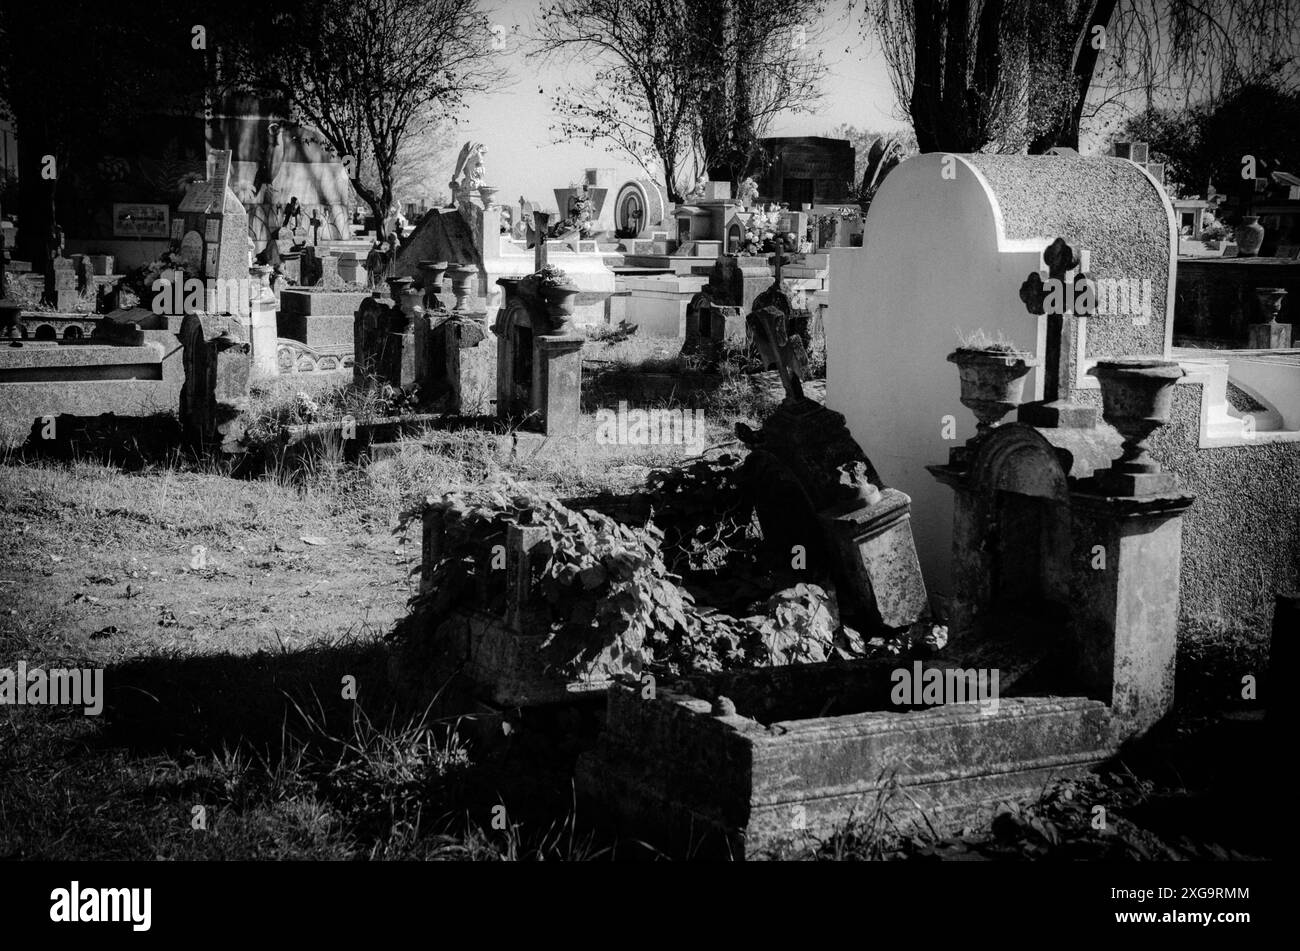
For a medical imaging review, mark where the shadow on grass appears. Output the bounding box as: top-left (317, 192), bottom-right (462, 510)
top-left (79, 631), bottom-right (630, 857)
top-left (96, 636), bottom-right (393, 755)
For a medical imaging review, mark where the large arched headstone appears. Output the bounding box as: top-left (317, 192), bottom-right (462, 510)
top-left (825, 153), bottom-right (1176, 600)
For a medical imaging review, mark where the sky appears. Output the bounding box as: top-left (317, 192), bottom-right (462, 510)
top-left (433, 0), bottom-right (906, 210)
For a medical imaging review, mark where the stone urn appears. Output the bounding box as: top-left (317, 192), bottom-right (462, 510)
top-left (448, 264), bottom-right (479, 313)
top-left (418, 259), bottom-right (449, 309)
top-left (1235, 216), bottom-right (1265, 257)
top-left (539, 281), bottom-right (580, 333)
top-left (1087, 358), bottom-right (1184, 478)
top-left (248, 265), bottom-right (275, 301)
top-left (947, 347), bottom-right (1038, 436)
top-left (1256, 286), bottom-right (1289, 323)
top-left (1248, 286), bottom-right (1291, 349)
top-left (478, 186), bottom-right (499, 207)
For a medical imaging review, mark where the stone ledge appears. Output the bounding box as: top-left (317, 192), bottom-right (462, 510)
top-left (578, 680), bottom-right (1118, 858)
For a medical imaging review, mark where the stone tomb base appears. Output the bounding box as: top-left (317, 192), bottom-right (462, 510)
top-left (0, 331), bottom-right (185, 449)
top-left (624, 274), bottom-right (709, 337)
top-left (577, 666), bottom-right (1117, 859)
top-left (276, 288), bottom-right (372, 367)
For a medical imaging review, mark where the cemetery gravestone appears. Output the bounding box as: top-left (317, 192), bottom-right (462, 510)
top-left (826, 152), bottom-right (1177, 597)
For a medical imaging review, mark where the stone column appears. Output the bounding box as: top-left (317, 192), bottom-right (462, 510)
top-left (395, 288), bottom-right (424, 390)
top-left (446, 316), bottom-right (495, 416)
top-left (247, 266), bottom-right (279, 376)
top-left (249, 295), bottom-right (279, 376)
top-left (1067, 489), bottom-right (1194, 736)
top-left (533, 333), bottom-right (584, 435)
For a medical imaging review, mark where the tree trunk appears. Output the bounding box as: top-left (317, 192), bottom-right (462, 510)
top-left (662, 152), bottom-right (683, 204)
top-left (353, 179), bottom-right (385, 231)
top-left (13, 105), bottom-right (57, 266)
top-left (1028, 0), bottom-right (1118, 153)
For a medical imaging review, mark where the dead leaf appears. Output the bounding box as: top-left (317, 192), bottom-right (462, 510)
top-left (300, 536), bottom-right (329, 546)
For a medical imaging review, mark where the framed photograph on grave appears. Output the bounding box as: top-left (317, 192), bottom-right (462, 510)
top-left (113, 203), bottom-right (170, 239)
top-left (204, 218), bottom-right (221, 244)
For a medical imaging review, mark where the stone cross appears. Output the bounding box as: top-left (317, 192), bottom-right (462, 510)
top-left (533, 211), bottom-right (551, 273)
top-left (1019, 237), bottom-right (1082, 404)
top-left (530, 206), bottom-right (551, 268)
top-left (1017, 236), bottom-right (1097, 428)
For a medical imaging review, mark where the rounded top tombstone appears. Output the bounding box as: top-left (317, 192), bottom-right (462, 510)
top-left (824, 152), bottom-right (1177, 595)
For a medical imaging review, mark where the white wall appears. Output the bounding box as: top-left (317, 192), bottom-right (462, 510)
top-left (825, 154), bottom-right (1048, 600)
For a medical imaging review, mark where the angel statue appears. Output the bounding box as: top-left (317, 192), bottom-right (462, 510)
top-left (449, 142), bottom-right (488, 202)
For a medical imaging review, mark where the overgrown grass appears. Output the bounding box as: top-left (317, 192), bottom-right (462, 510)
top-left (0, 673), bottom-right (616, 860)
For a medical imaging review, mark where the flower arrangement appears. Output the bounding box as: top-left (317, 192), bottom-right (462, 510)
top-left (739, 207), bottom-right (794, 255)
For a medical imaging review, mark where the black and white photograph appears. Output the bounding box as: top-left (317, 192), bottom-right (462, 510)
top-left (0, 0), bottom-right (1290, 930)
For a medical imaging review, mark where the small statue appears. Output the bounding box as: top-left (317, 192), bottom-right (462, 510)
top-left (283, 196), bottom-right (303, 232)
top-left (365, 237), bottom-right (388, 288)
top-left (467, 151), bottom-right (486, 191)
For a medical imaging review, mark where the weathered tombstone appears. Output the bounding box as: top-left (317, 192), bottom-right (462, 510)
top-left (826, 153), bottom-right (1177, 598)
top-left (179, 313), bottom-right (251, 452)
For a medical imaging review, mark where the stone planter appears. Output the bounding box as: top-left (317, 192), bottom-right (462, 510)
top-left (539, 282), bottom-right (580, 332)
top-left (477, 186), bottom-right (499, 207)
top-left (947, 347), bottom-right (1037, 437)
top-left (418, 259), bottom-right (449, 310)
top-left (1235, 216), bottom-right (1265, 257)
top-left (449, 264), bottom-right (479, 313)
top-left (1248, 286), bottom-right (1291, 349)
top-left (1087, 357), bottom-right (1184, 494)
top-left (1256, 286), bottom-right (1288, 321)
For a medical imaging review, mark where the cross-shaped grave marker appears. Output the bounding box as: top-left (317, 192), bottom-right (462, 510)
top-left (532, 211), bottom-right (551, 273)
top-left (1017, 237), bottom-right (1098, 428)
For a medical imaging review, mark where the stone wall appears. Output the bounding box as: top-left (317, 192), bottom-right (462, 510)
top-left (1143, 382), bottom-right (1300, 627)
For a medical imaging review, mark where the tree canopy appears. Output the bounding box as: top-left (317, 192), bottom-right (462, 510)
top-left (223, 0), bottom-right (508, 222)
top-left (535, 0), bottom-right (828, 201)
